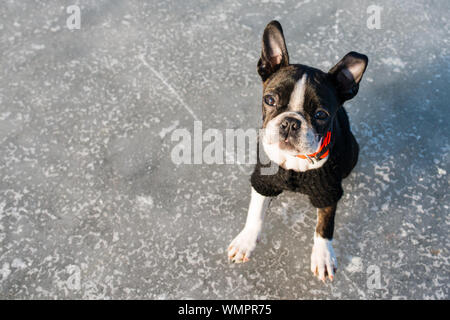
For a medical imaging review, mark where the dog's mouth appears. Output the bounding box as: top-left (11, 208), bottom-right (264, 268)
top-left (278, 136), bottom-right (300, 152)
top-left (261, 115), bottom-right (323, 157)
top-left (276, 133), bottom-right (323, 157)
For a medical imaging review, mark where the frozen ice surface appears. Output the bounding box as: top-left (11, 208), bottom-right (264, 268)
top-left (0, 0), bottom-right (449, 299)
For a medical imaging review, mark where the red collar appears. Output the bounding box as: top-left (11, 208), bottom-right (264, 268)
top-left (295, 131), bottom-right (331, 160)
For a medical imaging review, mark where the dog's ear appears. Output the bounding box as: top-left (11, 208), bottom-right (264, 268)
top-left (257, 20), bottom-right (290, 82)
top-left (329, 52), bottom-right (368, 102)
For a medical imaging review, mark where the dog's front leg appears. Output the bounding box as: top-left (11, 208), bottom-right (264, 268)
top-left (311, 203), bottom-right (338, 282)
top-left (227, 187), bottom-right (271, 263)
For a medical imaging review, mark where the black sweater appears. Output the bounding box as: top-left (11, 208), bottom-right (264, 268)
top-left (250, 107), bottom-right (359, 208)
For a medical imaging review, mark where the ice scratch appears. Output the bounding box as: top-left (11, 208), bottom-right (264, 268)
top-left (138, 55), bottom-right (199, 121)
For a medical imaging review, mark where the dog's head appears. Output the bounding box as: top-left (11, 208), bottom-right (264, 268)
top-left (258, 21), bottom-right (368, 165)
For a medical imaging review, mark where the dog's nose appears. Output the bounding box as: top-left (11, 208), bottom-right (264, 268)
top-left (280, 117), bottom-right (301, 133)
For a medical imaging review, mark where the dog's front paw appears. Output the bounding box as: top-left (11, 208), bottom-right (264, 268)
top-left (311, 234), bottom-right (337, 282)
top-left (227, 228), bottom-right (260, 263)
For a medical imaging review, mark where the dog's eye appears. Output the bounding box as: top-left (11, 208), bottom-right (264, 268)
top-left (314, 110), bottom-right (329, 120)
top-left (264, 95), bottom-right (276, 107)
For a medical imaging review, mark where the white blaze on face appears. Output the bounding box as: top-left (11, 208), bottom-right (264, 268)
top-left (288, 73), bottom-right (308, 112)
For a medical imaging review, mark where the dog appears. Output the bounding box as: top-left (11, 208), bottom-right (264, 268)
top-left (227, 21), bottom-right (368, 282)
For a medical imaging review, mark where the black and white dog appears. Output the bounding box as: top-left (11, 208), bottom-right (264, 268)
top-left (227, 21), bottom-right (368, 282)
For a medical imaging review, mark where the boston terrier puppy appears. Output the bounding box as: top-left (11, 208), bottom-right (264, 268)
top-left (227, 21), bottom-right (368, 282)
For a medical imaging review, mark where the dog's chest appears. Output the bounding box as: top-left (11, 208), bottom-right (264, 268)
top-left (281, 168), bottom-right (318, 192)
top-left (276, 158), bottom-right (340, 195)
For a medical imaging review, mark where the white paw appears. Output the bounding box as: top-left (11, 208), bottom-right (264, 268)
top-left (310, 233), bottom-right (338, 282)
top-left (227, 228), bottom-right (260, 263)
